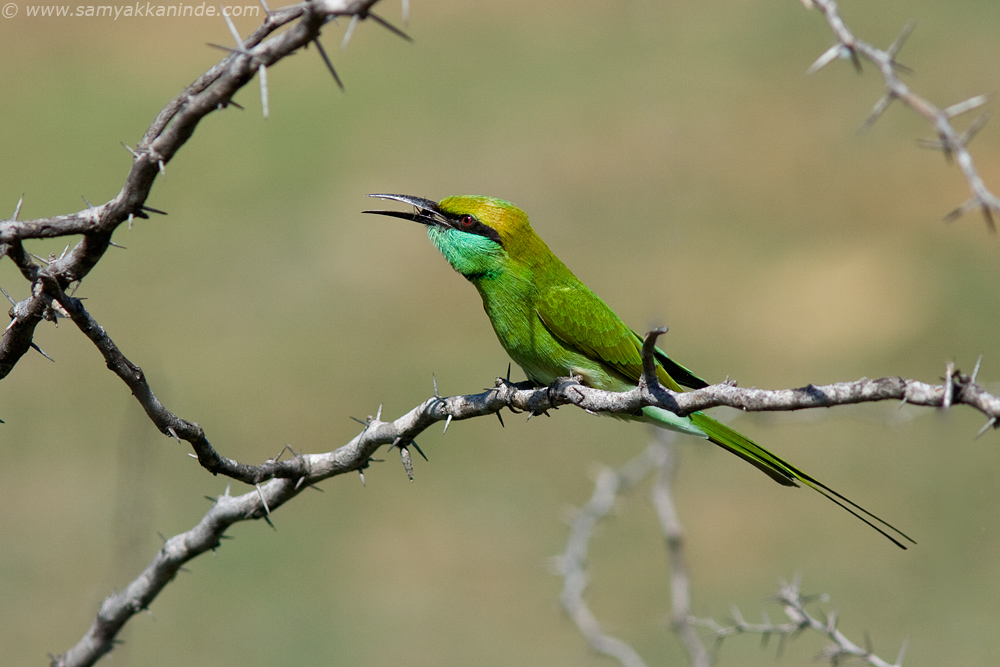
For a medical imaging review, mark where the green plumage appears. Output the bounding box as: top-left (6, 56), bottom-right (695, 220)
top-left (365, 193), bottom-right (914, 549)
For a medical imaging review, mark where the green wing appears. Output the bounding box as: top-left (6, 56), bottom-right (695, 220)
top-left (535, 282), bottom-right (697, 393)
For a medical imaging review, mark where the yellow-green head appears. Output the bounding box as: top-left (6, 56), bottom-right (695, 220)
top-left (364, 193), bottom-right (549, 281)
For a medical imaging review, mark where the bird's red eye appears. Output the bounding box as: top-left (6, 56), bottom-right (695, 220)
top-left (460, 215), bottom-right (475, 227)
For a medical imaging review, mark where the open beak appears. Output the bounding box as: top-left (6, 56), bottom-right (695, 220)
top-left (363, 193), bottom-right (448, 226)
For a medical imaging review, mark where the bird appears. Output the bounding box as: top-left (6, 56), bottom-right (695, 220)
top-left (364, 193), bottom-right (914, 549)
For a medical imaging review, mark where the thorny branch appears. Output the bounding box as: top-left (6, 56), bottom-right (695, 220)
top-left (802, 0), bottom-right (1000, 229)
top-left (0, 0), bottom-right (401, 380)
top-left (49, 319), bottom-right (988, 664)
top-left (555, 444), bottom-right (659, 667)
top-left (696, 576), bottom-right (909, 667)
top-left (555, 435), bottom-right (709, 667)
top-left (38, 287), bottom-right (1000, 491)
top-left (650, 434), bottom-right (711, 667)
top-left (554, 434), bottom-right (908, 667)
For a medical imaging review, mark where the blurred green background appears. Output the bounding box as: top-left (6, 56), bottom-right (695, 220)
top-left (2, 0), bottom-right (1000, 664)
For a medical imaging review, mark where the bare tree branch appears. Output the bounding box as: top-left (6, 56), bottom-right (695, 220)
top-left (696, 576), bottom-right (909, 667)
top-left (650, 434), bottom-right (710, 667)
top-left (803, 0), bottom-right (1000, 229)
top-left (555, 446), bottom-right (658, 667)
top-left (0, 0), bottom-right (397, 378)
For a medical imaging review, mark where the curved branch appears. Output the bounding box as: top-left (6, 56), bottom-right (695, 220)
top-left (0, 0), bottom-right (391, 376)
top-left (803, 0), bottom-right (1000, 229)
top-left (53, 325), bottom-right (995, 665)
top-left (696, 576), bottom-right (908, 666)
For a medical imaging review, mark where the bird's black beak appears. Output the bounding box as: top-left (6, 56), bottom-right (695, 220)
top-left (363, 193), bottom-right (448, 226)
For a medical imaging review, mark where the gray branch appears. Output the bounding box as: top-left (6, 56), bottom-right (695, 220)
top-left (696, 576), bottom-right (908, 666)
top-left (0, 0), bottom-right (393, 378)
top-left (650, 434), bottom-right (710, 667)
top-left (554, 435), bottom-right (711, 667)
top-left (555, 445), bottom-right (659, 667)
top-left (803, 0), bottom-right (1000, 229)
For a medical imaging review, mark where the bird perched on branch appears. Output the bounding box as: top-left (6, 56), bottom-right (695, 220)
top-left (364, 193), bottom-right (913, 549)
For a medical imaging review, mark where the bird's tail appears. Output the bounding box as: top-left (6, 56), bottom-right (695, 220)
top-left (688, 411), bottom-right (916, 550)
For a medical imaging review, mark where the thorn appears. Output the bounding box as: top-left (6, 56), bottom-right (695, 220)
top-left (848, 46), bottom-right (862, 73)
top-left (58, 245), bottom-right (69, 260)
top-left (858, 91), bottom-right (896, 133)
top-left (256, 0), bottom-right (270, 14)
top-left (81, 195), bottom-right (93, 208)
top-left (188, 453), bottom-right (198, 458)
top-left (375, 403), bottom-right (383, 421)
top-left (167, 426), bottom-right (182, 444)
top-left (204, 495), bottom-right (218, 504)
top-left (108, 241), bottom-right (127, 249)
top-left (943, 362), bottom-right (954, 409)
top-left (121, 142), bottom-right (140, 159)
top-left (140, 204), bottom-right (168, 216)
top-left (127, 213), bottom-right (134, 229)
top-left (971, 354), bottom-right (983, 384)
top-left (506, 362), bottom-right (512, 382)
top-left (258, 64), bottom-right (269, 118)
top-left (29, 342), bottom-right (55, 362)
top-left (410, 440), bottom-right (428, 461)
top-left (349, 415), bottom-right (366, 425)
top-left (806, 43), bottom-right (844, 75)
top-left (341, 14), bottom-right (359, 50)
top-left (496, 411), bottom-right (505, 428)
top-left (887, 20), bottom-right (916, 59)
top-left (314, 37), bottom-right (344, 90)
top-left (206, 42), bottom-right (253, 56)
top-left (222, 6), bottom-right (244, 48)
top-left (294, 476), bottom-right (306, 490)
top-left (890, 59), bottom-right (915, 76)
top-left (0, 286), bottom-right (16, 306)
top-left (974, 417), bottom-right (997, 440)
top-left (273, 444), bottom-right (296, 461)
top-left (158, 160), bottom-right (166, 176)
top-left (358, 469), bottom-right (366, 486)
top-left (943, 197), bottom-right (980, 224)
top-left (367, 11), bottom-right (413, 42)
top-left (399, 445), bottom-right (414, 481)
top-left (443, 413), bottom-right (453, 434)
top-left (432, 373), bottom-right (440, 398)
top-left (895, 637), bottom-right (909, 666)
top-left (12, 194), bottom-right (24, 220)
top-left (959, 113), bottom-right (991, 147)
top-left (982, 204), bottom-right (997, 233)
top-left (255, 483), bottom-right (271, 517)
top-left (157, 531), bottom-right (168, 544)
top-left (945, 94), bottom-right (990, 119)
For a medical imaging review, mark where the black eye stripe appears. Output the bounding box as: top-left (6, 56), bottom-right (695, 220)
top-left (448, 213), bottom-right (503, 246)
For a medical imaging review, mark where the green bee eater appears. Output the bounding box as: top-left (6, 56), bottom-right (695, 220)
top-left (365, 193), bottom-right (913, 549)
